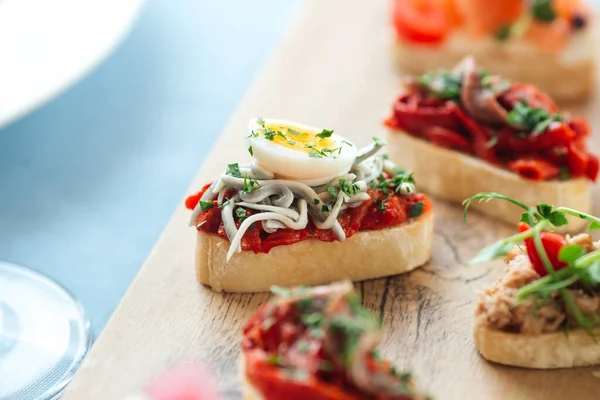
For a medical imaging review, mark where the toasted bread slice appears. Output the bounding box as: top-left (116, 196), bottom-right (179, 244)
top-left (196, 211), bottom-right (433, 292)
top-left (392, 30), bottom-right (596, 102)
top-left (474, 322), bottom-right (600, 368)
top-left (385, 131), bottom-right (590, 231)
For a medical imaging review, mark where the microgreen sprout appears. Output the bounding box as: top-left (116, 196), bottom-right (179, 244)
top-left (463, 192), bottom-right (600, 334)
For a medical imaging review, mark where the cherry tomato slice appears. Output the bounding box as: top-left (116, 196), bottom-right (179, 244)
top-left (518, 222), bottom-right (567, 277)
top-left (392, 0), bottom-right (450, 44)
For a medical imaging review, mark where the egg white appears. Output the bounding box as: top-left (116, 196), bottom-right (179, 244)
top-left (246, 118), bottom-right (358, 181)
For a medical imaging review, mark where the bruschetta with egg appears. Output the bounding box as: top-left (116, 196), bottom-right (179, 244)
top-left (240, 281), bottom-right (430, 400)
top-left (385, 57), bottom-right (597, 231)
top-left (185, 118), bottom-right (434, 292)
top-left (464, 192), bottom-right (600, 368)
top-left (391, 0), bottom-right (596, 101)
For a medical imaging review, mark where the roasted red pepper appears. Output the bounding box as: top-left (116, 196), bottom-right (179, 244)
top-left (517, 222), bottom-right (567, 276)
top-left (387, 83), bottom-right (598, 182)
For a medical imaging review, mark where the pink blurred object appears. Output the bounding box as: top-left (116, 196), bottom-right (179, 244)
top-left (144, 362), bottom-right (221, 400)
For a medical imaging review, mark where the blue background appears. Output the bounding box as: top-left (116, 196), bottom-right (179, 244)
top-left (0, 0), bottom-right (301, 337)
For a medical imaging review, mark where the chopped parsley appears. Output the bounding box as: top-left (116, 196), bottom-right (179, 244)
top-left (301, 312), bottom-right (324, 328)
top-left (305, 144), bottom-right (342, 158)
top-left (226, 163), bottom-right (242, 178)
top-left (376, 198), bottom-right (387, 213)
top-left (266, 354), bottom-right (281, 366)
top-left (316, 129), bottom-right (334, 139)
top-left (248, 146), bottom-right (253, 156)
top-left (313, 198), bottom-right (320, 205)
top-left (560, 166), bottom-right (570, 181)
top-left (263, 128), bottom-right (276, 141)
top-left (418, 70), bottom-right (462, 101)
top-left (326, 183), bottom-right (339, 202)
top-left (235, 207), bottom-right (248, 222)
top-left (372, 168), bottom-right (416, 194)
top-left (270, 286), bottom-right (292, 297)
top-left (199, 200), bottom-right (214, 212)
top-left (495, 25), bottom-right (511, 41)
top-left (532, 0), bottom-right (556, 22)
top-left (507, 101), bottom-right (562, 134)
top-left (287, 127), bottom-right (302, 136)
top-left (321, 205), bottom-right (330, 213)
top-left (409, 201), bottom-right (425, 218)
top-left (243, 175), bottom-right (258, 193)
top-left (218, 199), bottom-right (230, 208)
top-left (339, 179), bottom-right (361, 197)
top-left (256, 117), bottom-right (266, 127)
top-left (554, 147), bottom-right (567, 157)
top-left (373, 136), bottom-right (386, 146)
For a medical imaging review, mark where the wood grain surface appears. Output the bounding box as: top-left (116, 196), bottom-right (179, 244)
top-left (62, 1), bottom-right (600, 399)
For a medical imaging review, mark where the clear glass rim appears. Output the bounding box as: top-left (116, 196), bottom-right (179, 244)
top-left (0, 260), bottom-right (92, 400)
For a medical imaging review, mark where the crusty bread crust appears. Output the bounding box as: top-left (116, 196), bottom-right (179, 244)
top-left (385, 131), bottom-right (591, 231)
top-left (473, 323), bottom-right (600, 369)
top-left (391, 29), bottom-right (596, 102)
top-left (196, 211), bottom-right (434, 292)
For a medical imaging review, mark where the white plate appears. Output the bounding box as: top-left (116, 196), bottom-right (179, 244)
top-left (0, 0), bottom-right (145, 128)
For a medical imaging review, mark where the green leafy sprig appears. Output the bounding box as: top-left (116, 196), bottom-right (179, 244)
top-left (463, 192), bottom-right (600, 333)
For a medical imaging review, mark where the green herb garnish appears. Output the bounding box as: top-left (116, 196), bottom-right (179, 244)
top-left (463, 192), bottom-right (600, 334)
top-left (248, 146), bottom-right (253, 156)
top-left (287, 127), bottom-right (303, 136)
top-left (235, 207), bottom-right (247, 222)
top-left (316, 129), bottom-right (334, 139)
top-left (418, 70), bottom-right (462, 100)
top-left (270, 286), bottom-right (292, 297)
top-left (409, 201), bottom-right (424, 218)
top-left (495, 25), bottom-right (512, 41)
top-left (373, 136), bottom-right (387, 147)
top-left (243, 175), bottom-right (258, 193)
top-left (532, 0), bottom-right (556, 22)
top-left (226, 163), bottom-right (242, 178)
top-left (507, 101), bottom-right (562, 134)
top-left (199, 200), bottom-right (213, 212)
top-left (326, 183), bottom-right (339, 202)
top-left (339, 179), bottom-right (361, 197)
top-left (218, 199), bottom-right (230, 208)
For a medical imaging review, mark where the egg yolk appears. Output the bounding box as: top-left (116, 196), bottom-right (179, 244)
top-left (261, 123), bottom-right (336, 153)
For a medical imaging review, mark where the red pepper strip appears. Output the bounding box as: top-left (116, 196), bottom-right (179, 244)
top-left (568, 117), bottom-right (590, 139)
top-left (586, 153), bottom-right (599, 182)
top-left (566, 141), bottom-right (590, 178)
top-left (388, 94), bottom-right (465, 136)
top-left (184, 182), bottom-right (213, 210)
top-left (185, 192), bottom-right (203, 210)
top-left (518, 222), bottom-right (567, 277)
top-left (424, 126), bottom-right (471, 152)
top-left (498, 83), bottom-right (558, 113)
top-left (506, 123), bottom-right (575, 153)
top-left (452, 105), bottom-right (499, 163)
top-left (508, 158), bottom-right (561, 181)
top-left (196, 201), bottom-right (221, 231)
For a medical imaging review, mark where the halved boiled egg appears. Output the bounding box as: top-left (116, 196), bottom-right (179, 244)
top-left (246, 118), bottom-right (358, 181)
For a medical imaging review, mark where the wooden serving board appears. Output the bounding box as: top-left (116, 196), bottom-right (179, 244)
top-left (62, 1), bottom-right (600, 399)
